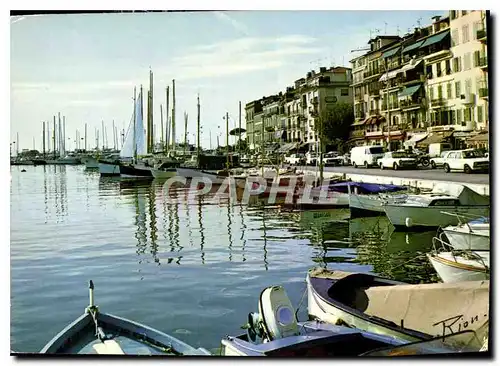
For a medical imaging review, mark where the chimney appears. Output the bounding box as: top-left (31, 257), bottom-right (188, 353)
top-left (319, 66), bottom-right (327, 73)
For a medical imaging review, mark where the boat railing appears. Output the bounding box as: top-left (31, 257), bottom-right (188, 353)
top-left (431, 236), bottom-right (489, 269)
top-left (440, 211), bottom-right (488, 227)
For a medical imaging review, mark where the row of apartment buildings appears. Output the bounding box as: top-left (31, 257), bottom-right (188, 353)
top-left (245, 66), bottom-right (353, 153)
top-left (245, 10), bottom-right (489, 154)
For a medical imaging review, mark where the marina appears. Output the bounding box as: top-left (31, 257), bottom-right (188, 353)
top-left (10, 9), bottom-right (491, 357)
top-left (10, 165), bottom-right (490, 354)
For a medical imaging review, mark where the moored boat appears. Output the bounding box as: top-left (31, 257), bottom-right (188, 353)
top-left (347, 182), bottom-right (408, 217)
top-left (427, 248), bottom-right (490, 283)
top-left (82, 156), bottom-right (99, 169)
top-left (119, 163), bottom-right (153, 178)
top-left (383, 184), bottom-right (490, 231)
top-left (40, 281), bottom-right (211, 355)
top-left (221, 284), bottom-right (485, 356)
top-left (441, 216), bottom-right (489, 251)
top-left (306, 268), bottom-right (489, 342)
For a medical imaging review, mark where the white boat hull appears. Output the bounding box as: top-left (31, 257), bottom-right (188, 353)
top-left (442, 228), bottom-right (490, 251)
top-left (384, 205), bottom-right (490, 229)
top-left (151, 169), bottom-right (177, 179)
top-left (82, 156), bottom-right (99, 169)
top-left (427, 252), bottom-right (490, 283)
top-left (306, 277), bottom-right (421, 342)
top-left (99, 162), bottom-right (121, 176)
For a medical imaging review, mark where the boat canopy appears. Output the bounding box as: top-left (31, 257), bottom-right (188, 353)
top-left (313, 182), bottom-right (407, 194)
top-left (431, 183), bottom-right (490, 206)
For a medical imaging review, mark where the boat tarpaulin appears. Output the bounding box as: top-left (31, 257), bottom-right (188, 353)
top-left (313, 182), bottom-right (407, 194)
top-left (363, 280), bottom-right (489, 339)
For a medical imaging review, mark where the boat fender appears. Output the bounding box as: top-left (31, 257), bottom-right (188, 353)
top-left (405, 217), bottom-right (413, 228)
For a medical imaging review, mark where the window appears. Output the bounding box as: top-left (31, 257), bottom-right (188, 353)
top-left (437, 85), bottom-right (443, 99)
top-left (453, 57), bottom-right (462, 72)
top-left (477, 105), bottom-right (483, 123)
top-left (445, 60), bottom-right (451, 75)
top-left (436, 62), bottom-right (442, 77)
top-left (465, 78), bottom-right (472, 94)
top-left (455, 81), bottom-right (461, 98)
top-left (447, 83), bottom-right (452, 99)
top-left (462, 10), bottom-right (468, 16)
top-left (462, 25), bottom-right (470, 43)
top-left (451, 110), bottom-right (456, 124)
top-left (473, 21), bottom-right (482, 39)
top-left (450, 10), bottom-right (457, 20)
top-left (341, 88), bottom-right (349, 96)
top-left (464, 52), bottom-right (471, 70)
top-left (456, 109), bottom-right (462, 123)
top-left (464, 107), bottom-right (472, 121)
top-left (452, 28), bottom-right (459, 46)
top-left (429, 86), bottom-right (434, 100)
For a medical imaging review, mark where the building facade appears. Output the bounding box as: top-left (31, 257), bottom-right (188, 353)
top-left (348, 11), bottom-right (489, 151)
top-left (245, 66), bottom-right (353, 153)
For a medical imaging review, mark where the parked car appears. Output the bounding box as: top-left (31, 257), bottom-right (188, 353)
top-left (430, 151), bottom-right (453, 169)
top-left (442, 149), bottom-right (489, 174)
top-left (350, 145), bottom-right (385, 168)
top-left (323, 152), bottom-right (344, 166)
top-left (378, 151), bottom-right (418, 170)
top-left (306, 152), bottom-right (319, 166)
top-left (284, 153), bottom-right (306, 166)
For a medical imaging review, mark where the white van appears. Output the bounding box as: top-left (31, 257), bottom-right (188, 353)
top-left (350, 145), bottom-right (385, 168)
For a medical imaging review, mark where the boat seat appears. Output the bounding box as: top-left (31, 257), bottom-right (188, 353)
top-left (92, 339), bottom-right (125, 355)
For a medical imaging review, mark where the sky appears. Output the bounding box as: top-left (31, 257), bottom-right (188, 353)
top-left (10, 10), bottom-right (448, 151)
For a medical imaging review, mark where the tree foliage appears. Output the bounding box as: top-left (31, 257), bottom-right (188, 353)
top-left (315, 102), bottom-right (354, 152)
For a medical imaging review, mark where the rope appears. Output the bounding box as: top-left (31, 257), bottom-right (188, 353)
top-left (294, 283), bottom-right (308, 322)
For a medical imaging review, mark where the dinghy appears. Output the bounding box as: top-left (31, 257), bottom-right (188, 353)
top-left (347, 182), bottom-right (408, 217)
top-left (307, 269), bottom-right (489, 342)
top-left (221, 284), bottom-right (484, 356)
top-left (40, 281), bottom-right (211, 355)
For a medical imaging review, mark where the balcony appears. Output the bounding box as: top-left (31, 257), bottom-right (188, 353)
top-left (431, 98), bottom-right (446, 107)
top-left (400, 99), bottom-right (425, 110)
top-left (383, 124), bottom-right (405, 136)
top-left (401, 74), bottom-right (427, 86)
top-left (355, 112), bottom-right (366, 120)
top-left (363, 69), bottom-right (381, 79)
top-left (309, 107), bottom-right (319, 117)
top-left (476, 28), bottom-right (487, 42)
top-left (365, 130), bottom-right (383, 137)
top-left (479, 88), bottom-right (489, 99)
top-left (350, 130), bottom-right (365, 139)
top-left (423, 49), bottom-right (452, 64)
top-left (475, 56), bottom-right (488, 70)
top-left (369, 109), bottom-right (380, 116)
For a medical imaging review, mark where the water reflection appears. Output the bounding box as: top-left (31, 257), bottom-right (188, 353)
top-left (94, 177), bottom-right (439, 283)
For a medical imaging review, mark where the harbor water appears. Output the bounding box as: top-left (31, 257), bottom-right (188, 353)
top-left (10, 165), bottom-right (439, 352)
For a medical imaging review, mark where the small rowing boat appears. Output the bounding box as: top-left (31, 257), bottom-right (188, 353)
top-left (40, 281), bottom-right (211, 355)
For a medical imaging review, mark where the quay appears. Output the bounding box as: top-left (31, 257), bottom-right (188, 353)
top-left (301, 167), bottom-right (490, 196)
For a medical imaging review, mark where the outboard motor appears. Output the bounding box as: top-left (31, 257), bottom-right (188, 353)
top-left (246, 286), bottom-right (299, 344)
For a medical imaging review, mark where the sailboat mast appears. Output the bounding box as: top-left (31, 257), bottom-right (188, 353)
top-left (63, 116), bottom-right (66, 154)
top-left (85, 123), bottom-right (87, 152)
top-left (172, 79), bottom-right (176, 154)
top-left (42, 121), bottom-right (46, 158)
top-left (133, 87), bottom-right (137, 163)
top-left (183, 112), bottom-right (188, 156)
top-left (47, 123), bottom-right (51, 154)
top-left (53, 116), bottom-right (56, 159)
top-left (112, 120), bottom-right (116, 150)
top-left (160, 104), bottom-right (164, 150)
top-left (149, 69), bottom-right (154, 153)
top-left (226, 111), bottom-right (229, 170)
top-left (238, 101), bottom-right (242, 155)
top-left (166, 86), bottom-right (170, 153)
top-left (101, 120), bottom-right (105, 151)
top-left (197, 94), bottom-right (201, 158)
